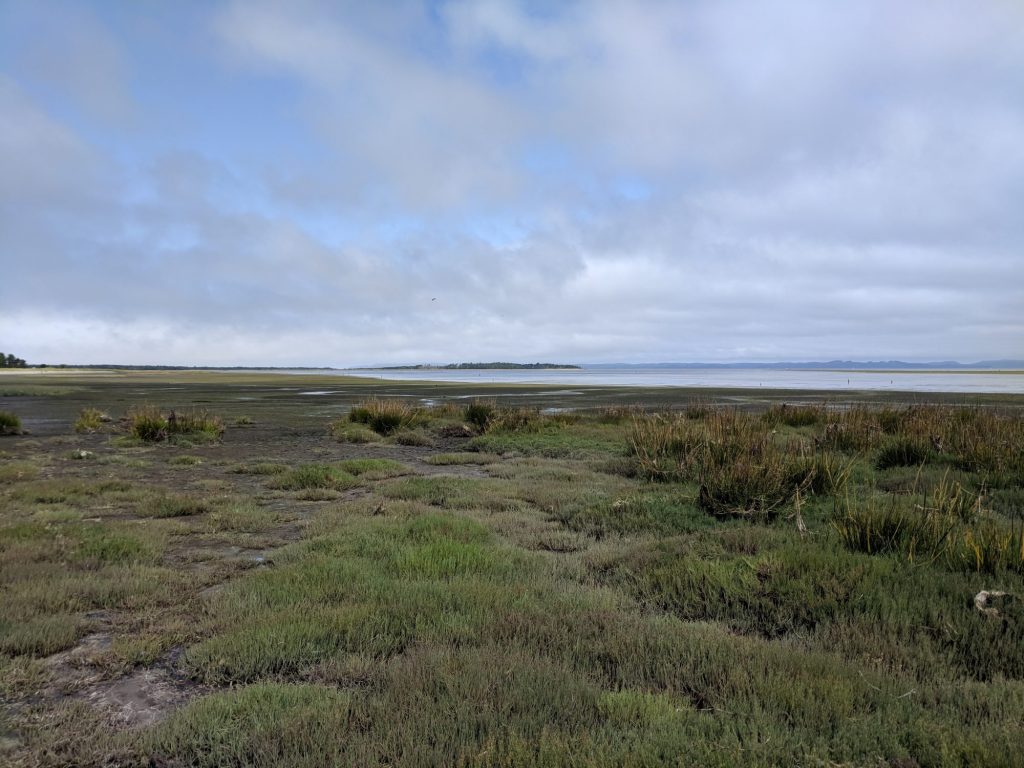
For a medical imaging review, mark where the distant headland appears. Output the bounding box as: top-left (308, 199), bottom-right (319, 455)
top-left (367, 362), bottom-right (582, 371)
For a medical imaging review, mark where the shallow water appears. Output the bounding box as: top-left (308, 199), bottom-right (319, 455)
top-left (338, 366), bottom-right (1024, 394)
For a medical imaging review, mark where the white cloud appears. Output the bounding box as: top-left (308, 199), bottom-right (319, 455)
top-left (1, 1), bottom-right (1022, 365)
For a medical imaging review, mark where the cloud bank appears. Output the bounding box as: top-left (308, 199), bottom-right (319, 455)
top-left (1, 0), bottom-right (1022, 365)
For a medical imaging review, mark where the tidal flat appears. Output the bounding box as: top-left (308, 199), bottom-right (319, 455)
top-left (1, 371), bottom-right (1023, 767)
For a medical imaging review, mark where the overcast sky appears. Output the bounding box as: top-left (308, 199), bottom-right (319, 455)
top-left (1, 0), bottom-right (1022, 366)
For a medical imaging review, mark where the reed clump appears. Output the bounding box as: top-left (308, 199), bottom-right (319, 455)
top-left (628, 409), bottom-right (848, 519)
top-left (0, 410), bottom-right (22, 435)
top-left (127, 406), bottom-right (224, 442)
top-left (348, 398), bottom-right (417, 435)
top-left (833, 482), bottom-right (1023, 575)
top-left (464, 399), bottom-right (496, 432)
top-left (74, 407), bottom-right (108, 433)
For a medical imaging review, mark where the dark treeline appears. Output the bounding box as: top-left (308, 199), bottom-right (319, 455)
top-left (379, 362), bottom-right (580, 370)
top-left (0, 353), bottom-right (28, 368)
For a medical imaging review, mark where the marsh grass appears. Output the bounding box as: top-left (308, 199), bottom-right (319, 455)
top-left (270, 464), bottom-right (359, 492)
top-left (143, 494), bottom-right (212, 518)
top-left (426, 452), bottom-right (500, 465)
top-left (0, 410), bottom-right (22, 435)
top-left (875, 436), bottom-right (931, 469)
top-left (73, 407), bottom-right (107, 433)
top-left (833, 487), bottom-right (1023, 574)
top-left (127, 406), bottom-right (224, 443)
top-left (230, 461), bottom-right (288, 475)
top-left (762, 402), bottom-right (824, 427)
top-left (0, 461), bottom-right (38, 483)
top-left (348, 398), bottom-right (418, 435)
top-left (331, 422), bottom-right (383, 443)
top-left (465, 399), bottom-right (496, 431)
top-left (391, 428), bottom-right (432, 446)
top-left (5, 386), bottom-right (1024, 767)
top-left (627, 410), bottom-right (848, 519)
top-left (169, 455), bottom-right (203, 466)
top-left (337, 458), bottom-right (408, 480)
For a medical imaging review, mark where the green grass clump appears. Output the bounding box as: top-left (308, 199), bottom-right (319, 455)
top-left (833, 490), bottom-right (1023, 574)
top-left (348, 398), bottom-right (416, 435)
top-left (628, 410), bottom-right (845, 519)
top-left (0, 461), bottom-right (38, 483)
top-left (73, 407), bottom-right (107, 433)
top-left (270, 464), bottom-right (358, 492)
top-left (75, 527), bottom-right (156, 566)
top-left (230, 461), bottom-right (287, 475)
top-left (464, 399), bottom-right (496, 431)
top-left (0, 411), bottom-right (22, 435)
top-left (337, 458), bottom-right (407, 479)
top-left (330, 422), bottom-right (383, 443)
top-left (149, 684), bottom-right (352, 767)
top-left (763, 403), bottom-right (824, 427)
top-left (425, 452), bottom-right (499, 465)
top-left (144, 494), bottom-right (212, 518)
top-left (169, 455), bottom-right (203, 466)
top-left (0, 614), bottom-right (88, 656)
top-left (128, 405), bottom-right (167, 441)
top-left (876, 437), bottom-right (931, 469)
top-left (391, 428), bottom-right (432, 446)
top-left (127, 406), bottom-right (224, 442)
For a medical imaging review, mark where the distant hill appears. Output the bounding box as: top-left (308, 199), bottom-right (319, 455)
top-left (372, 362), bottom-right (581, 370)
top-left (583, 360), bottom-right (1024, 370)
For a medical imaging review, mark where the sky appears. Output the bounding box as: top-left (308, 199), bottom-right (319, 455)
top-left (1, 0), bottom-right (1022, 366)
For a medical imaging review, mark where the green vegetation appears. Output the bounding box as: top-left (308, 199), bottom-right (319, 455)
top-left (269, 464), bottom-right (359, 491)
top-left (347, 397), bottom-right (417, 435)
top-left (0, 352), bottom-right (28, 368)
top-left (465, 399), bottom-right (496, 431)
top-left (0, 411), bottom-right (21, 435)
top-left (128, 406), bottom-right (225, 442)
top-left (74, 407), bottom-right (107, 433)
top-left (1, 374), bottom-right (1023, 767)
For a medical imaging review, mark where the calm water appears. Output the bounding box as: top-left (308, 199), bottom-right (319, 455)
top-left (337, 367), bottom-right (1024, 394)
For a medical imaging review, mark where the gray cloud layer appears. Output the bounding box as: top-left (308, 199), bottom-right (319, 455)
top-left (1, 0), bottom-right (1022, 365)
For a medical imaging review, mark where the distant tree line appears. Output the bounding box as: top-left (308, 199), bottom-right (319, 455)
top-left (443, 362), bottom-right (580, 370)
top-left (0, 353), bottom-right (28, 368)
top-left (379, 362), bottom-right (580, 370)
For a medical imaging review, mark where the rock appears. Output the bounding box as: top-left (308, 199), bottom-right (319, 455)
top-left (974, 590), bottom-right (1011, 617)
